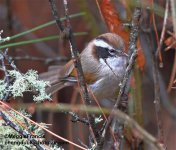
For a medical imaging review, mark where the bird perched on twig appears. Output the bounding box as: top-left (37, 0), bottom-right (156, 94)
top-left (40, 33), bottom-right (128, 101)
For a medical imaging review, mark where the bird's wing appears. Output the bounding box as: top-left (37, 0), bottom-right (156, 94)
top-left (39, 60), bottom-right (75, 83)
top-left (39, 60), bottom-right (77, 95)
top-left (39, 58), bottom-right (98, 95)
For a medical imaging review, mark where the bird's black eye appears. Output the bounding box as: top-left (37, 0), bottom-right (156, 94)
top-left (109, 49), bottom-right (116, 54)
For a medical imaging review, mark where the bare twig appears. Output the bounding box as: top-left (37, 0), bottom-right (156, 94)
top-left (144, 25), bottom-right (165, 147)
top-left (77, 138), bottom-right (89, 149)
top-left (99, 6), bottom-right (142, 149)
top-left (151, 41), bottom-right (165, 144)
top-left (0, 49), bottom-right (18, 101)
top-left (66, 111), bottom-right (89, 125)
top-left (141, 24), bottom-right (176, 148)
top-left (0, 49), bottom-right (18, 71)
top-left (156, 0), bottom-right (169, 61)
top-left (151, 0), bottom-right (163, 66)
top-left (0, 51), bottom-right (10, 101)
top-left (95, 0), bottom-right (106, 26)
top-left (170, 0), bottom-right (176, 34)
top-left (155, 0), bottom-right (176, 126)
top-left (48, 0), bottom-right (99, 146)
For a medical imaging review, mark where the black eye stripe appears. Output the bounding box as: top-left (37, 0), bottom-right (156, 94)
top-left (95, 46), bottom-right (113, 59)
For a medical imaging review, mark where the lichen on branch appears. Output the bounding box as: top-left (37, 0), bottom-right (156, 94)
top-left (0, 69), bottom-right (51, 102)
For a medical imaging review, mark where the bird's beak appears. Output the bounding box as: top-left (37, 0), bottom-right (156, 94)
top-left (116, 50), bottom-right (128, 57)
top-left (122, 52), bottom-right (128, 57)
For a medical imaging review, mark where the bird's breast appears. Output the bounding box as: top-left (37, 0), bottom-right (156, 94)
top-left (89, 75), bottom-right (120, 101)
top-left (89, 56), bottom-right (127, 101)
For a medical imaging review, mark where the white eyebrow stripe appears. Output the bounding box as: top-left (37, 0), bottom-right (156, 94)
top-left (94, 39), bottom-right (114, 50)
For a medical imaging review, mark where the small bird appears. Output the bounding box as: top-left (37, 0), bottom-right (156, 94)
top-left (40, 33), bottom-right (128, 101)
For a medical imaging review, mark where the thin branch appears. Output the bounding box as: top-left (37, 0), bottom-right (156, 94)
top-left (95, 0), bottom-right (106, 27)
top-left (48, 0), bottom-right (65, 31)
top-left (151, 0), bottom-right (163, 66)
top-left (170, 0), bottom-right (176, 34)
top-left (111, 110), bottom-right (164, 150)
top-left (48, 0), bottom-right (99, 146)
top-left (154, 29), bottom-right (176, 121)
top-left (62, 0), bottom-right (101, 145)
top-left (156, 0), bottom-right (169, 62)
top-left (99, 6), bottom-right (142, 149)
top-left (1, 52), bottom-right (10, 101)
top-left (0, 49), bottom-right (18, 101)
top-left (151, 41), bottom-right (165, 144)
top-left (0, 49), bottom-right (19, 71)
top-left (143, 25), bottom-right (165, 146)
top-left (66, 111), bottom-right (89, 125)
top-left (77, 138), bottom-right (89, 149)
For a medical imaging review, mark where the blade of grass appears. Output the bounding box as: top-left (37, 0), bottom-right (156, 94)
top-left (0, 12), bottom-right (85, 44)
top-left (0, 32), bottom-right (87, 49)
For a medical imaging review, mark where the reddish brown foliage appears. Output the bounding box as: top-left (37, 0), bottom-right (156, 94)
top-left (98, 0), bottom-right (145, 70)
top-left (100, 0), bottom-right (129, 47)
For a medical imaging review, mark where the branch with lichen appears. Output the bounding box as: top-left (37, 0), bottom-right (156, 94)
top-left (0, 110), bottom-right (45, 150)
top-left (0, 109), bottom-right (61, 150)
top-left (0, 31), bottom-right (51, 102)
top-left (0, 31), bottom-right (60, 149)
